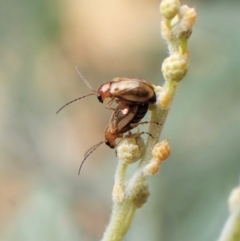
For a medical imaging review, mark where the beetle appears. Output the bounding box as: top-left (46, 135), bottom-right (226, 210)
top-left (76, 67), bottom-right (157, 105)
top-left (97, 77), bottom-right (156, 105)
top-left (78, 103), bottom-right (160, 175)
top-left (104, 103), bottom-right (151, 148)
top-left (56, 68), bottom-right (156, 114)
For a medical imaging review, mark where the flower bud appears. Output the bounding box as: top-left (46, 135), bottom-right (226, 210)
top-left (116, 135), bottom-right (145, 164)
top-left (152, 139), bottom-right (171, 162)
top-left (161, 52), bottom-right (188, 82)
top-left (144, 139), bottom-right (170, 176)
top-left (180, 6), bottom-right (197, 30)
top-left (133, 183), bottom-right (150, 208)
top-left (172, 6), bottom-right (197, 39)
top-left (160, 0), bottom-right (180, 20)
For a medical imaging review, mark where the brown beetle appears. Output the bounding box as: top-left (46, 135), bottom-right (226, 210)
top-left (76, 67), bottom-right (156, 105)
top-left (104, 103), bottom-right (150, 148)
top-left (78, 103), bottom-right (160, 175)
top-left (56, 68), bottom-right (156, 114)
top-left (97, 77), bottom-right (156, 105)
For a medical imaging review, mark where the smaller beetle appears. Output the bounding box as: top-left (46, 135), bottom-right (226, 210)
top-left (104, 103), bottom-right (150, 148)
top-left (78, 103), bottom-right (160, 175)
top-left (56, 68), bottom-right (156, 114)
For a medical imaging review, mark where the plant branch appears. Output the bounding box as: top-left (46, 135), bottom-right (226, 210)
top-left (100, 1), bottom-right (197, 240)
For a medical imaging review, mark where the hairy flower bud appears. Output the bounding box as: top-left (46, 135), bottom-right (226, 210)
top-left (152, 139), bottom-right (171, 162)
top-left (117, 135), bottom-right (145, 164)
top-left (179, 5), bottom-right (197, 29)
top-left (133, 183), bottom-right (150, 208)
top-left (143, 139), bottom-right (171, 176)
top-left (172, 5), bottom-right (197, 39)
top-left (162, 52), bottom-right (188, 82)
top-left (160, 0), bottom-right (180, 20)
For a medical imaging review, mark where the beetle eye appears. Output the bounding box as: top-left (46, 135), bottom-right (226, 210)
top-left (105, 140), bottom-right (114, 149)
top-left (97, 94), bottom-right (103, 103)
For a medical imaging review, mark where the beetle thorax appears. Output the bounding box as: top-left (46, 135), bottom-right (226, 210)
top-left (98, 82), bottom-right (111, 102)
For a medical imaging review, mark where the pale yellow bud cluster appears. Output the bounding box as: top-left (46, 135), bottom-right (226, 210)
top-left (159, 0), bottom-right (180, 20)
top-left (161, 51), bottom-right (189, 82)
top-left (228, 186), bottom-right (240, 213)
top-left (158, 0), bottom-right (196, 110)
top-left (144, 139), bottom-right (171, 176)
top-left (172, 5), bottom-right (197, 39)
top-left (160, 0), bottom-right (197, 44)
top-left (152, 139), bottom-right (171, 161)
top-left (179, 6), bottom-right (197, 30)
top-left (117, 135), bottom-right (145, 164)
top-left (132, 183), bottom-right (150, 208)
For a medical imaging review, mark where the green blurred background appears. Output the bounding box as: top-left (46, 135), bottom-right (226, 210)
top-left (0, 0), bottom-right (239, 240)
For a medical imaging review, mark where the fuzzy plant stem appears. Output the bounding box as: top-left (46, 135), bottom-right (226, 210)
top-left (100, 1), bottom-right (197, 241)
top-left (101, 106), bottom-right (168, 241)
top-left (102, 200), bottom-right (136, 241)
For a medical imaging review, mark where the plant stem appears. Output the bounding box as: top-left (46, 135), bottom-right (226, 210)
top-left (101, 90), bottom-right (172, 241)
top-left (101, 200), bottom-right (136, 241)
top-left (100, 1), bottom-right (197, 240)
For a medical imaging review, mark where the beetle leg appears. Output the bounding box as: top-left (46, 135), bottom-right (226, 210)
top-left (105, 106), bottom-right (115, 111)
top-left (105, 98), bottom-right (115, 110)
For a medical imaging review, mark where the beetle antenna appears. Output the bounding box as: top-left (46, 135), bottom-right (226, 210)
top-left (78, 141), bottom-right (105, 176)
top-left (56, 93), bottom-right (95, 114)
top-left (83, 141), bottom-right (104, 158)
top-left (76, 66), bottom-right (97, 93)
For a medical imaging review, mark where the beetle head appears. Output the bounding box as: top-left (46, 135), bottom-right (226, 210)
top-left (104, 128), bottom-right (118, 149)
top-left (97, 93), bottom-right (103, 103)
top-left (105, 139), bottom-right (115, 149)
top-left (97, 82), bottom-right (111, 103)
